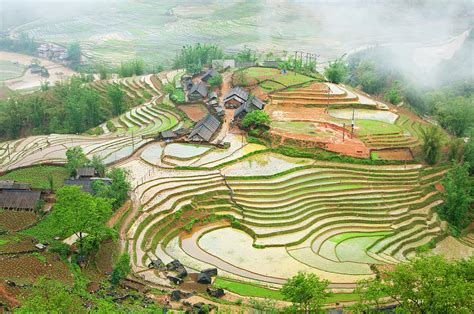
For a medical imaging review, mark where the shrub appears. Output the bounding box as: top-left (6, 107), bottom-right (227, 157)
top-left (111, 253), bottom-right (131, 285)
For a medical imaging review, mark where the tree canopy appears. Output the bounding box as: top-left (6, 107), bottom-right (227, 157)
top-left (420, 126), bottom-right (442, 165)
top-left (51, 186), bottom-right (112, 253)
top-left (281, 272), bottom-right (331, 313)
top-left (324, 59), bottom-right (348, 84)
top-left (437, 162), bottom-right (473, 233)
top-left (241, 110), bottom-right (270, 129)
top-left (67, 43), bottom-right (82, 63)
top-left (92, 167), bottom-right (130, 209)
top-left (173, 43), bottom-right (224, 73)
top-left (352, 255), bottom-right (474, 313)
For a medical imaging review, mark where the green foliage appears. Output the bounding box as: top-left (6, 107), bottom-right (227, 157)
top-left (32, 252), bottom-right (47, 263)
top-left (0, 77), bottom-right (108, 140)
top-left (26, 186), bottom-right (112, 253)
top-left (235, 47), bottom-right (257, 62)
top-left (106, 84), bottom-right (127, 116)
top-left (170, 88), bottom-right (185, 103)
top-left (352, 255), bottom-right (474, 313)
top-left (89, 155), bottom-right (106, 177)
top-left (437, 162), bottom-right (473, 232)
top-left (435, 95), bottom-right (474, 137)
top-left (420, 126), bottom-right (442, 165)
top-left (111, 253), bottom-right (131, 285)
top-left (119, 59), bottom-right (145, 77)
top-left (241, 110), bottom-right (271, 129)
top-left (92, 167), bottom-right (131, 210)
top-left (208, 73), bottom-right (223, 88)
top-left (98, 64), bottom-right (108, 80)
top-left (173, 43), bottom-right (224, 73)
top-left (324, 59), bottom-right (348, 84)
top-left (16, 278), bottom-right (84, 313)
top-left (65, 146), bottom-right (88, 176)
top-left (67, 43), bottom-right (82, 63)
top-left (0, 32), bottom-right (38, 55)
top-left (49, 241), bottom-right (71, 260)
top-left (384, 80), bottom-right (402, 105)
top-left (280, 272), bottom-right (331, 313)
top-left (448, 138), bottom-right (466, 163)
top-left (106, 120), bottom-right (117, 132)
top-left (214, 278), bottom-right (283, 300)
top-left (0, 165), bottom-right (68, 190)
top-left (465, 130), bottom-right (474, 175)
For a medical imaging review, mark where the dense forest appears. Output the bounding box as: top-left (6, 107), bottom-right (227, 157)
top-left (0, 77), bottom-right (130, 139)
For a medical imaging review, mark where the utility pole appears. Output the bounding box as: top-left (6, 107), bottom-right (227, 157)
top-left (342, 123), bottom-right (345, 142)
top-left (351, 107), bottom-right (355, 138)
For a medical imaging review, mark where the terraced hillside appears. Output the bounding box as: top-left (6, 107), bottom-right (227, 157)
top-left (0, 74), bottom-right (183, 172)
top-left (121, 151), bottom-right (454, 287)
top-left (271, 82), bottom-right (383, 108)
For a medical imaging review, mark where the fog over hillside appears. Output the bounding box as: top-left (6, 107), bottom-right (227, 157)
top-left (1, 0), bottom-right (472, 83)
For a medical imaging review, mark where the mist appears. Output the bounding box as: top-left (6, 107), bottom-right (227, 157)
top-left (1, 0), bottom-right (472, 87)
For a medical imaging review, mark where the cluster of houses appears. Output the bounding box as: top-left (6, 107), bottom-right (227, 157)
top-left (37, 43), bottom-right (68, 64)
top-left (64, 167), bottom-right (111, 194)
top-left (0, 180), bottom-right (42, 211)
top-left (158, 67), bottom-right (266, 144)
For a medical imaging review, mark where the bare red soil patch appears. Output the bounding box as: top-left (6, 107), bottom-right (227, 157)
top-left (177, 104), bottom-right (208, 122)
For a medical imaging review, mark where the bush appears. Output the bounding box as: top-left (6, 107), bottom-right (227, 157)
top-left (111, 253), bottom-right (131, 285)
top-left (49, 241), bottom-right (71, 260)
top-left (242, 111), bottom-right (271, 129)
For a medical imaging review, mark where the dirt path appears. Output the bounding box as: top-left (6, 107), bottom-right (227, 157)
top-left (107, 200), bottom-right (131, 228)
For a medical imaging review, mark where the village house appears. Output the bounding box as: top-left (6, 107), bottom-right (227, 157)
top-left (188, 81), bottom-right (209, 101)
top-left (64, 167), bottom-right (111, 194)
top-left (233, 96), bottom-right (266, 121)
top-left (223, 87), bottom-right (249, 108)
top-left (37, 43), bottom-right (68, 63)
top-left (181, 75), bottom-right (193, 91)
top-left (188, 114), bottom-right (222, 142)
top-left (201, 69), bottom-right (219, 82)
top-left (0, 180), bottom-right (42, 210)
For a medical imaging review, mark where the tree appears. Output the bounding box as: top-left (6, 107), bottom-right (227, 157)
top-left (384, 80), bottom-right (402, 105)
top-left (437, 162), bottom-right (473, 233)
top-left (111, 253), bottom-right (131, 285)
top-left (65, 146), bottom-right (88, 177)
top-left (208, 73), bottom-right (223, 88)
top-left (241, 110), bottom-right (271, 129)
top-left (16, 278), bottom-right (84, 313)
top-left (233, 70), bottom-right (248, 86)
top-left (448, 137), bottom-right (465, 162)
top-left (352, 255), bottom-right (474, 313)
top-left (173, 43), bottom-right (224, 71)
top-left (465, 129), bottom-right (474, 175)
top-left (420, 126), bottom-right (442, 165)
top-left (89, 155), bottom-right (106, 177)
top-left (98, 64), bottom-right (108, 80)
top-left (235, 47), bottom-right (257, 62)
top-left (92, 167), bottom-right (130, 210)
top-left (281, 272), bottom-right (331, 313)
top-left (67, 43), bottom-right (82, 63)
top-left (107, 84), bottom-right (126, 116)
top-left (324, 59), bottom-right (348, 84)
top-left (51, 186), bottom-right (112, 254)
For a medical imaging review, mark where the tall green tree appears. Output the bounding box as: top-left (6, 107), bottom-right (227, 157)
top-left (352, 255), bottom-right (474, 313)
top-left (324, 59), bottom-right (348, 84)
top-left (208, 73), bottom-right (223, 88)
top-left (437, 162), bottom-right (473, 233)
top-left (65, 146), bottom-right (88, 177)
top-left (107, 84), bottom-right (126, 116)
top-left (280, 272), bottom-right (331, 313)
top-left (67, 42), bottom-right (82, 63)
top-left (92, 167), bottom-right (130, 209)
top-left (51, 186), bottom-right (112, 253)
top-left (420, 126), bottom-right (442, 165)
top-left (111, 253), bottom-right (131, 285)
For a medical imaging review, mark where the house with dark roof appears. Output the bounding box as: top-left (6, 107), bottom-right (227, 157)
top-left (233, 96), bottom-right (266, 121)
top-left (189, 115), bottom-right (222, 142)
top-left (64, 177), bottom-right (112, 194)
top-left (76, 167), bottom-right (96, 179)
top-left (0, 190), bottom-right (42, 210)
top-left (0, 180), bottom-right (41, 210)
top-left (223, 87), bottom-right (249, 108)
top-left (188, 81), bottom-right (209, 101)
top-left (181, 75), bottom-right (193, 91)
top-left (201, 69), bottom-right (219, 82)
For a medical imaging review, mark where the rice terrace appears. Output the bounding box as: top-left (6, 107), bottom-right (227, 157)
top-left (0, 0), bottom-right (473, 313)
